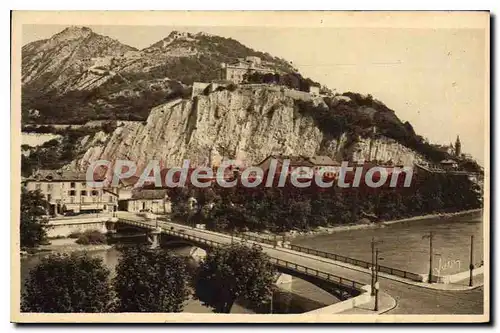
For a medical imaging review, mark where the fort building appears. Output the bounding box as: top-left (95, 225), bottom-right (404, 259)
top-left (221, 56), bottom-right (275, 83)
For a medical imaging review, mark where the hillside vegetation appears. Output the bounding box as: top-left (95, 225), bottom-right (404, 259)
top-left (295, 92), bottom-right (482, 170)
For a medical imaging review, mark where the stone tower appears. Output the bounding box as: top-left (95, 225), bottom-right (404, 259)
top-left (455, 135), bottom-right (461, 157)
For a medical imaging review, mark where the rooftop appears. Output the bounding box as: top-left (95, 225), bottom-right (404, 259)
top-left (258, 154), bottom-right (340, 167)
top-left (308, 155), bottom-right (340, 166)
top-left (27, 169), bottom-right (99, 182)
top-left (440, 159), bottom-right (457, 164)
top-left (130, 188), bottom-right (169, 200)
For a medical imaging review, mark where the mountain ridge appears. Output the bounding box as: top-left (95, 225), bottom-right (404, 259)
top-left (21, 26), bottom-right (298, 124)
top-left (22, 26), bottom-right (138, 92)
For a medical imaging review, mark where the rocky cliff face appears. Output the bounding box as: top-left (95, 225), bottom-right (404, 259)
top-left (350, 136), bottom-right (426, 166)
top-left (69, 86), bottom-right (424, 172)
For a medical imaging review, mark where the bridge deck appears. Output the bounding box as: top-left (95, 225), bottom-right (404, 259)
top-left (117, 214), bottom-right (369, 293)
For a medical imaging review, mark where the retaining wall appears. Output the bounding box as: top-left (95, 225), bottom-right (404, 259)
top-left (305, 285), bottom-right (372, 314)
top-left (47, 216), bottom-right (116, 237)
top-left (420, 266), bottom-right (484, 284)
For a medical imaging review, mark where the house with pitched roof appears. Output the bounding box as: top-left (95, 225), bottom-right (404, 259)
top-left (256, 154), bottom-right (340, 179)
top-left (117, 188), bottom-right (171, 214)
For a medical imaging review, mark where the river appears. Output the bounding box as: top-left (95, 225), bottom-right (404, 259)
top-left (292, 211), bottom-right (484, 276)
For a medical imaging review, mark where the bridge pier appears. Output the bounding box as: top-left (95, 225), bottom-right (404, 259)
top-left (189, 247), bottom-right (207, 261)
top-left (275, 273), bottom-right (293, 291)
top-left (105, 220), bottom-right (118, 237)
top-left (147, 227), bottom-right (162, 249)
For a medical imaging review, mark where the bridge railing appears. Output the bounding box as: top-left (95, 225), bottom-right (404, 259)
top-left (289, 244), bottom-right (421, 281)
top-left (237, 233), bottom-right (275, 246)
top-left (118, 218), bottom-right (366, 291)
top-left (119, 219), bottom-right (155, 230)
top-left (166, 229), bottom-right (222, 248)
top-left (270, 257), bottom-right (365, 291)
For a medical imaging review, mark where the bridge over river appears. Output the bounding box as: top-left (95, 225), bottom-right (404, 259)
top-left (110, 212), bottom-right (484, 315)
top-left (45, 211), bottom-right (484, 315)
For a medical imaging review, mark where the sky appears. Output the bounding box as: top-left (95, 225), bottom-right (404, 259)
top-left (22, 24), bottom-right (488, 165)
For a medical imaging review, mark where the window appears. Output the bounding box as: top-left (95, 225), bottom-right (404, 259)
top-left (70, 182), bottom-right (76, 188)
top-left (81, 190), bottom-right (87, 196)
top-left (47, 184), bottom-right (53, 191)
top-left (70, 197), bottom-right (75, 203)
top-left (69, 190), bottom-right (76, 196)
top-left (108, 195), bottom-right (114, 203)
top-left (35, 183), bottom-right (41, 190)
top-left (47, 194), bottom-right (51, 202)
top-left (91, 190), bottom-right (99, 196)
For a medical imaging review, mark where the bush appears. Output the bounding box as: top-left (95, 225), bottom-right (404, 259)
top-left (68, 231), bottom-right (83, 239)
top-left (227, 83), bottom-right (238, 92)
top-left (75, 230), bottom-right (107, 245)
top-left (47, 235), bottom-right (66, 240)
top-left (21, 253), bottom-right (112, 312)
top-left (100, 121), bottom-right (117, 134)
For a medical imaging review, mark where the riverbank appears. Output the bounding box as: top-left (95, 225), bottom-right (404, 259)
top-left (293, 208), bottom-right (482, 240)
top-left (244, 209), bottom-right (483, 241)
top-left (21, 238), bottom-right (113, 258)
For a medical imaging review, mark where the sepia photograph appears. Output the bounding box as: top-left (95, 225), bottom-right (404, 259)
top-left (10, 11), bottom-right (490, 323)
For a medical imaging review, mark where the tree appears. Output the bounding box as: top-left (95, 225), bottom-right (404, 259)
top-left (21, 253), bottom-right (112, 312)
top-left (113, 246), bottom-right (190, 312)
top-left (20, 188), bottom-right (49, 249)
top-left (194, 243), bottom-right (276, 313)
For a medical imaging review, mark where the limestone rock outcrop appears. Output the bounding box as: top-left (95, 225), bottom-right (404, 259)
top-left (70, 86), bottom-right (424, 172)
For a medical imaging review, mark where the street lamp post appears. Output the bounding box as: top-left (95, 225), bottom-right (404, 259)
top-left (155, 204), bottom-right (159, 229)
top-left (374, 249), bottom-right (384, 312)
top-left (427, 231), bottom-right (433, 284)
top-left (370, 237), bottom-right (383, 296)
top-left (469, 235), bottom-right (474, 287)
top-left (371, 237), bottom-right (375, 296)
top-left (270, 288), bottom-right (273, 314)
top-left (374, 248), bottom-right (379, 311)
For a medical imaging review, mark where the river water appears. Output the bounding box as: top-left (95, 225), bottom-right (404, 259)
top-left (292, 211), bottom-right (484, 276)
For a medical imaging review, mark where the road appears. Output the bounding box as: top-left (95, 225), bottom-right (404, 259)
top-left (116, 212), bottom-right (485, 315)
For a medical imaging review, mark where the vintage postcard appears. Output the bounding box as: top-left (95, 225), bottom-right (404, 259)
top-left (11, 11), bottom-right (490, 323)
